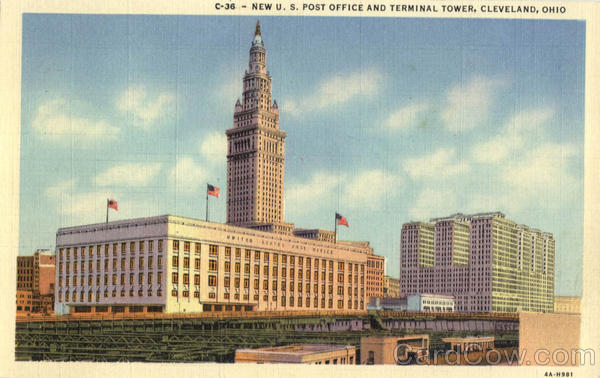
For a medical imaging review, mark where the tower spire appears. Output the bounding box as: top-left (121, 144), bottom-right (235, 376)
top-left (255, 20), bottom-right (261, 36)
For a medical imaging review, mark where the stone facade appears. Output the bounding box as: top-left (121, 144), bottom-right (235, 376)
top-left (55, 215), bottom-right (371, 314)
top-left (227, 21), bottom-right (286, 231)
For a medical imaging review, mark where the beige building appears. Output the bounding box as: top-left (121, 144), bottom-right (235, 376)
top-left (554, 296), bottom-right (581, 313)
top-left (383, 275), bottom-right (401, 298)
top-left (235, 344), bottom-right (356, 364)
top-left (55, 215), bottom-right (372, 314)
top-left (366, 254), bottom-right (385, 299)
top-left (360, 335), bottom-right (429, 364)
top-left (442, 336), bottom-right (494, 353)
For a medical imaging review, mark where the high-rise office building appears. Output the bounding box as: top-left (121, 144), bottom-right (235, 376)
top-left (400, 212), bottom-right (555, 313)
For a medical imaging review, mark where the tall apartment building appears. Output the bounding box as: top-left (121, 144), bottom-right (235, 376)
top-left (53, 23), bottom-right (384, 315)
top-left (16, 249), bottom-right (56, 314)
top-left (400, 212), bottom-right (555, 313)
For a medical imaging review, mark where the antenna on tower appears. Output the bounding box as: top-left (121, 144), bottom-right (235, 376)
top-left (255, 20), bottom-right (261, 36)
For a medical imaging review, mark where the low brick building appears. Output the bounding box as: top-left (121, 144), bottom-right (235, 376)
top-left (235, 344), bottom-right (356, 364)
top-left (16, 249), bottom-right (56, 315)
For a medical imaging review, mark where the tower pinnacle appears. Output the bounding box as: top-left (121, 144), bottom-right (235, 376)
top-left (252, 20), bottom-right (264, 47)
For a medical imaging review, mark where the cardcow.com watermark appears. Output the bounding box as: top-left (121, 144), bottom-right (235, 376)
top-left (394, 345), bottom-right (596, 366)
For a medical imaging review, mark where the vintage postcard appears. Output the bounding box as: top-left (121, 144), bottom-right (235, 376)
top-left (1, 0), bottom-right (599, 377)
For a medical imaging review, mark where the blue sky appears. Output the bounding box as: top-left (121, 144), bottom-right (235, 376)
top-left (20, 15), bottom-right (584, 295)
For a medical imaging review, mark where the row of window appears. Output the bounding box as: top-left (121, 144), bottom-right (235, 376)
top-left (60, 272), bottom-right (163, 287)
top-left (59, 289), bottom-right (162, 302)
top-left (367, 260), bottom-right (384, 269)
top-left (173, 242), bottom-right (365, 272)
top-left (59, 240), bottom-right (164, 259)
top-left (199, 259), bottom-right (364, 284)
top-left (59, 256), bottom-right (162, 273)
top-left (173, 272), bottom-right (365, 295)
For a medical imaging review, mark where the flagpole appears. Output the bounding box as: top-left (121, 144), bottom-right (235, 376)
top-left (334, 213), bottom-right (337, 244)
top-left (206, 184), bottom-right (209, 222)
top-left (106, 198), bottom-right (109, 223)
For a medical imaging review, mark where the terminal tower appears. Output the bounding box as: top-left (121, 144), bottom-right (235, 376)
top-left (226, 22), bottom-right (293, 235)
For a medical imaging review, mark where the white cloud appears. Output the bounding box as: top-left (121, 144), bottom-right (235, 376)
top-left (60, 191), bottom-right (111, 217)
top-left (465, 142), bottom-right (580, 215)
top-left (45, 175), bottom-right (166, 225)
top-left (282, 68), bottom-right (382, 117)
top-left (95, 162), bottom-right (162, 187)
top-left (403, 147), bottom-right (469, 179)
top-left (507, 107), bottom-right (555, 133)
top-left (286, 171), bottom-right (341, 211)
top-left (384, 102), bottom-right (429, 130)
top-left (286, 168), bottom-right (401, 214)
top-left (32, 99), bottom-right (120, 142)
top-left (282, 101), bottom-right (299, 117)
top-left (472, 108), bottom-right (555, 164)
top-left (464, 192), bottom-right (520, 215)
top-left (48, 188), bottom-right (160, 225)
top-left (46, 179), bottom-right (113, 223)
top-left (117, 85), bottom-right (175, 128)
top-left (471, 134), bottom-right (517, 164)
top-left (409, 187), bottom-right (458, 220)
top-left (341, 169), bottom-right (402, 209)
top-left (200, 132), bottom-right (228, 165)
top-left (501, 142), bottom-right (579, 197)
top-left (441, 75), bottom-right (505, 132)
top-left (45, 178), bottom-right (78, 199)
top-left (170, 157), bottom-right (209, 194)
top-left (219, 74), bottom-right (243, 104)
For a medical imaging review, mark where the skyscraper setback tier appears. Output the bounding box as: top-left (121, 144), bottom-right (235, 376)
top-left (400, 212), bottom-right (555, 313)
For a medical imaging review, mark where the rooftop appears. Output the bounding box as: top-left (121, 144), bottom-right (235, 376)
top-left (442, 336), bottom-right (495, 342)
top-left (237, 344), bottom-right (353, 356)
top-left (412, 293), bottom-right (455, 299)
top-left (56, 214), bottom-right (375, 257)
top-left (429, 212), bottom-right (505, 222)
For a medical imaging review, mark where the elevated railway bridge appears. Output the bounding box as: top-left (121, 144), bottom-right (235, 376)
top-left (15, 310), bottom-right (519, 362)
